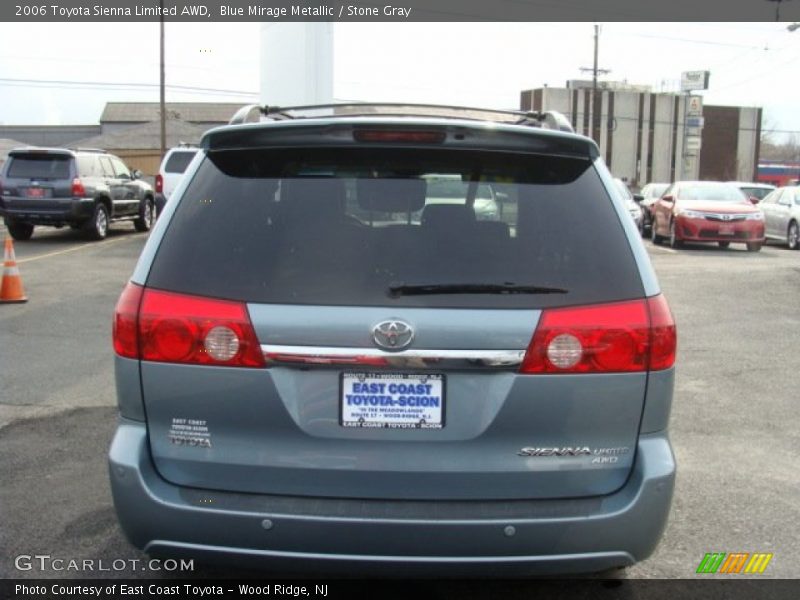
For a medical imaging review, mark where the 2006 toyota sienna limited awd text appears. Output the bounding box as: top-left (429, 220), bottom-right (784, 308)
top-left (109, 103), bottom-right (677, 576)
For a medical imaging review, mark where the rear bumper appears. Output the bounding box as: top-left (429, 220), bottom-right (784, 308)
top-left (1, 197), bottom-right (94, 225)
top-left (109, 419), bottom-right (675, 575)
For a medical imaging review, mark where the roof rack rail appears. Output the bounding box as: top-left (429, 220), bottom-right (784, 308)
top-left (68, 147), bottom-right (108, 154)
top-left (228, 103), bottom-right (574, 133)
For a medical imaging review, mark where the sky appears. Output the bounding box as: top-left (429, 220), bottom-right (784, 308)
top-left (1, 21), bottom-right (799, 140)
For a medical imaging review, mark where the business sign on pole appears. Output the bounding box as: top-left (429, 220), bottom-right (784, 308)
top-left (681, 71), bottom-right (710, 92)
top-left (685, 137), bottom-right (702, 154)
top-left (687, 96), bottom-right (703, 116)
top-left (686, 116), bottom-right (704, 128)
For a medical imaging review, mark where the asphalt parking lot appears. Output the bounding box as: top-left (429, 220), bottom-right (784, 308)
top-left (1, 222), bottom-right (799, 583)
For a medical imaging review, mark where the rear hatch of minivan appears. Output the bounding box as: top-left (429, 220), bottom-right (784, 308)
top-left (123, 121), bottom-right (670, 501)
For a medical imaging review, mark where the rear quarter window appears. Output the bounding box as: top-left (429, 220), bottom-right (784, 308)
top-left (164, 151), bottom-right (197, 174)
top-left (147, 147), bottom-right (644, 309)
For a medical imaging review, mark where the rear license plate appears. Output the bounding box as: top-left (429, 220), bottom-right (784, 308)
top-left (23, 187), bottom-right (47, 198)
top-left (718, 224), bottom-right (735, 235)
top-left (341, 372), bottom-right (445, 429)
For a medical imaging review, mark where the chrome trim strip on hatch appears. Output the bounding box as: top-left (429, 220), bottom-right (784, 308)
top-left (261, 345), bottom-right (526, 370)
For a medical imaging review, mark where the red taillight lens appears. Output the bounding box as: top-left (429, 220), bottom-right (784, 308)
top-left (113, 282), bottom-right (144, 359)
top-left (71, 177), bottom-right (86, 197)
top-left (112, 286), bottom-right (265, 368)
top-left (155, 173), bottom-right (163, 193)
top-left (138, 288), bottom-right (264, 367)
top-left (647, 294), bottom-right (677, 370)
top-left (520, 295), bottom-right (676, 374)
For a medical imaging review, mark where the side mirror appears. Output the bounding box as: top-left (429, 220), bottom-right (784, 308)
top-left (661, 195), bottom-right (674, 204)
top-left (633, 194), bottom-right (644, 203)
top-left (749, 196), bottom-right (759, 205)
top-left (131, 169), bottom-right (143, 180)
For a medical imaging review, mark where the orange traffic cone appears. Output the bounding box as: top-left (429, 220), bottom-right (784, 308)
top-left (1, 237), bottom-right (28, 303)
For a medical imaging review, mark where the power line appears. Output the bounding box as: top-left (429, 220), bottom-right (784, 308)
top-left (0, 77), bottom-right (258, 97)
top-left (615, 32), bottom-right (770, 50)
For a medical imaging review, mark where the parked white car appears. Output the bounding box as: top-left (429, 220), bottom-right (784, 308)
top-left (155, 145), bottom-right (199, 215)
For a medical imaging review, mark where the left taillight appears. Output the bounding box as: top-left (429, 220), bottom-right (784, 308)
top-left (112, 284), bottom-right (265, 368)
top-left (520, 295), bottom-right (676, 374)
top-left (113, 282), bottom-right (143, 359)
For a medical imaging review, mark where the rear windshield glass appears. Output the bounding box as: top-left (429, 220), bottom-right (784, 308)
top-left (164, 151), bottom-right (197, 173)
top-left (7, 155), bottom-right (71, 179)
top-left (147, 148), bottom-right (642, 309)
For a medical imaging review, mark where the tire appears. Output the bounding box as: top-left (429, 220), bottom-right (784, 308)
top-left (651, 219), bottom-right (663, 245)
top-left (669, 220), bottom-right (683, 249)
top-left (788, 221), bottom-right (799, 251)
top-left (718, 241), bottom-right (730, 249)
top-left (85, 203), bottom-right (109, 240)
top-left (746, 242), bottom-right (762, 253)
top-left (6, 220), bottom-right (34, 241)
top-left (134, 197), bottom-right (155, 232)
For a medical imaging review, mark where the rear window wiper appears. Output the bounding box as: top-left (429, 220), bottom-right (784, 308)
top-left (387, 282), bottom-right (568, 298)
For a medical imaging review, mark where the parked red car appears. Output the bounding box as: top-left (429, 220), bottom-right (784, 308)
top-left (651, 181), bottom-right (765, 252)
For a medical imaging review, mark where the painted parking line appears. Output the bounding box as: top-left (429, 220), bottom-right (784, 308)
top-left (15, 233), bottom-right (145, 264)
top-left (647, 245), bottom-right (678, 254)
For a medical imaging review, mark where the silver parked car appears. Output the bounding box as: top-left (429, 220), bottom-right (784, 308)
top-left (760, 186), bottom-right (800, 249)
top-left (638, 182), bottom-right (670, 235)
top-left (728, 181), bottom-right (776, 204)
top-left (612, 178), bottom-right (643, 230)
top-left (110, 103), bottom-right (677, 575)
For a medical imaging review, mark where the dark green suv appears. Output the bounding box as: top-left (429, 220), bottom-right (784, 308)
top-left (0, 147), bottom-right (156, 240)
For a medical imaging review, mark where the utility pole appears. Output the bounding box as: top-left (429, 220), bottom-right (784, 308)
top-left (592, 24), bottom-right (599, 92)
top-left (580, 24), bottom-right (610, 144)
top-left (767, 0), bottom-right (792, 21)
top-left (159, 0), bottom-right (166, 162)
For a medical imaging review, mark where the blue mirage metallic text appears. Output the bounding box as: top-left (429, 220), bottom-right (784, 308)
top-left (221, 5), bottom-right (412, 17)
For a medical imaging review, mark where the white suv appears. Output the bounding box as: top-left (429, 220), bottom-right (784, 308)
top-left (155, 145), bottom-right (198, 215)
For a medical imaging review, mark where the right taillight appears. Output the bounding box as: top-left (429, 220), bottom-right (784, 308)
top-left (112, 284), bottom-right (265, 368)
top-left (155, 173), bottom-right (163, 194)
top-left (520, 295), bottom-right (676, 374)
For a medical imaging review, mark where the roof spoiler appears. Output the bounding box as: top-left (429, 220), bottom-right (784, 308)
top-left (228, 103), bottom-right (575, 133)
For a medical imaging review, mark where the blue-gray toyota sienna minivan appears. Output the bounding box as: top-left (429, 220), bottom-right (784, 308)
top-left (110, 104), bottom-right (677, 575)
